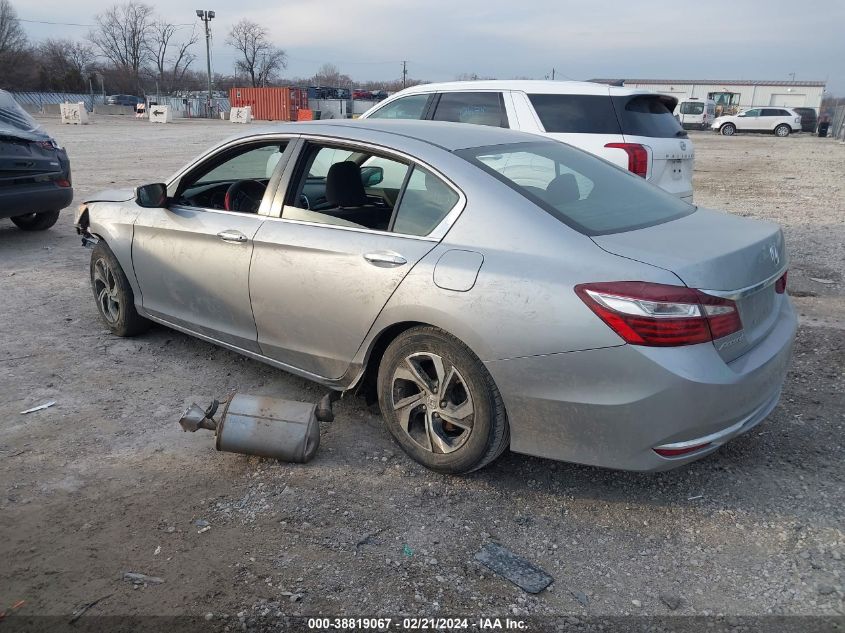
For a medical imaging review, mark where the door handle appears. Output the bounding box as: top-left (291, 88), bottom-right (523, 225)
top-left (363, 251), bottom-right (407, 267)
top-left (216, 230), bottom-right (248, 243)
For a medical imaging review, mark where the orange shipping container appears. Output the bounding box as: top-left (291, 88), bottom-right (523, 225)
top-left (229, 87), bottom-right (308, 122)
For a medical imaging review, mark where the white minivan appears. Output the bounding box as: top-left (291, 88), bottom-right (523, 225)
top-left (360, 80), bottom-right (695, 202)
top-left (675, 98), bottom-right (716, 130)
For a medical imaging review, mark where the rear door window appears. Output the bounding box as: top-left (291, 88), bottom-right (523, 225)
top-left (679, 102), bottom-right (705, 115)
top-left (612, 95), bottom-right (686, 138)
top-left (391, 166), bottom-right (459, 236)
top-left (761, 109), bottom-right (780, 117)
top-left (368, 94), bottom-right (432, 120)
top-left (431, 92), bottom-right (508, 128)
top-left (527, 94), bottom-right (621, 134)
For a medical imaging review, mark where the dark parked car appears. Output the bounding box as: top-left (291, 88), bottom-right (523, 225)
top-left (793, 107), bottom-right (818, 133)
top-left (0, 91), bottom-right (72, 230)
top-left (106, 94), bottom-right (144, 107)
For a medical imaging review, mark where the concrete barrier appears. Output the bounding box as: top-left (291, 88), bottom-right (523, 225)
top-left (230, 106), bottom-right (252, 123)
top-left (149, 105), bottom-right (173, 123)
top-left (60, 102), bottom-right (89, 125)
top-left (42, 104), bottom-right (62, 117)
top-left (93, 104), bottom-right (135, 116)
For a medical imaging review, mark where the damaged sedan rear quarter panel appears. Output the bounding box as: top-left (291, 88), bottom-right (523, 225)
top-left (78, 120), bottom-right (797, 473)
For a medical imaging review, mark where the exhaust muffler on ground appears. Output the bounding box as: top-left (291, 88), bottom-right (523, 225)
top-left (179, 392), bottom-right (336, 463)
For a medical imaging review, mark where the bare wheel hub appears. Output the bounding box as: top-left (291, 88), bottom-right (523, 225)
top-left (390, 352), bottom-right (474, 454)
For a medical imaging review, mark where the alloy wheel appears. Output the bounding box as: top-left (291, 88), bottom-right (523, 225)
top-left (93, 257), bottom-right (121, 324)
top-left (390, 352), bottom-right (474, 454)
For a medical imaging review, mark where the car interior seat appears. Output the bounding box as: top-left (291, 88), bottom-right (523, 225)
top-left (324, 161), bottom-right (390, 230)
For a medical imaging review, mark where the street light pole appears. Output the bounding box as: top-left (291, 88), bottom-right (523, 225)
top-left (196, 9), bottom-right (215, 115)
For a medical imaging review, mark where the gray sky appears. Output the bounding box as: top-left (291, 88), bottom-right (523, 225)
top-left (17, 0), bottom-right (845, 94)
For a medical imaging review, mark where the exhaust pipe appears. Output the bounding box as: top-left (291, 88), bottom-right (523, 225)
top-left (179, 393), bottom-right (322, 463)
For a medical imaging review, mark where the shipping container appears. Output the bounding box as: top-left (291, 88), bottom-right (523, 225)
top-left (228, 87), bottom-right (308, 121)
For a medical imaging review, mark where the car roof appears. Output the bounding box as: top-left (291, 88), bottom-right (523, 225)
top-left (244, 119), bottom-right (552, 152)
top-left (386, 79), bottom-right (656, 97)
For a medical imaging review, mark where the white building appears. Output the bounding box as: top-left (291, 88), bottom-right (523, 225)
top-left (592, 79), bottom-right (826, 113)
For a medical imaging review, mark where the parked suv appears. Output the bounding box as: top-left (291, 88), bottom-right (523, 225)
top-left (106, 94), bottom-right (144, 107)
top-left (0, 90), bottom-right (72, 230)
top-left (360, 80), bottom-right (694, 202)
top-left (712, 107), bottom-right (802, 137)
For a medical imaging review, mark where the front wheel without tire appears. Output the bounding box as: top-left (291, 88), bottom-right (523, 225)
top-left (774, 124), bottom-right (791, 137)
top-left (90, 242), bottom-right (150, 337)
top-left (377, 326), bottom-right (509, 474)
top-left (720, 123), bottom-right (736, 136)
top-left (11, 210), bottom-right (60, 231)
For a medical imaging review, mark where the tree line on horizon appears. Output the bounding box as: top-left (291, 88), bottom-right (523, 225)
top-left (0, 0), bottom-right (427, 96)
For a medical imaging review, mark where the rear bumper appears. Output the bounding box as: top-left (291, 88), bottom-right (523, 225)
top-left (0, 183), bottom-right (73, 219)
top-left (485, 296), bottom-right (797, 471)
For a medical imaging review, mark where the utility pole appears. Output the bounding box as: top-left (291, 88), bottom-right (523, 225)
top-left (402, 61), bottom-right (408, 88)
top-left (196, 9), bottom-right (215, 115)
top-left (551, 68), bottom-right (555, 80)
top-left (788, 72), bottom-right (796, 82)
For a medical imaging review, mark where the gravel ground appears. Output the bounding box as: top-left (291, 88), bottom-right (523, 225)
top-left (0, 118), bottom-right (843, 628)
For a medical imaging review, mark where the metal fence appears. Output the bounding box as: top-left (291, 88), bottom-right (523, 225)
top-left (10, 91), bottom-right (230, 118)
top-left (830, 105), bottom-right (845, 141)
top-left (11, 91), bottom-right (104, 112)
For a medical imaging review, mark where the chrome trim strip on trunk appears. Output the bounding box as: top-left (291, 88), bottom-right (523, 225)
top-left (699, 264), bottom-right (788, 300)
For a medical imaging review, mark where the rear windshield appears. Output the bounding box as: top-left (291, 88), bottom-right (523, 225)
top-left (455, 141), bottom-right (693, 236)
top-left (614, 95), bottom-right (687, 138)
top-left (679, 102), bottom-right (705, 115)
top-left (0, 91), bottom-right (45, 138)
top-left (527, 94), bottom-right (621, 134)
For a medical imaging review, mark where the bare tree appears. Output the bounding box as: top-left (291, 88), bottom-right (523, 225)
top-left (147, 21), bottom-right (197, 93)
top-left (227, 20), bottom-right (286, 87)
top-left (314, 63), bottom-right (352, 88)
top-left (36, 39), bottom-right (95, 91)
top-left (89, 2), bottom-right (155, 91)
top-left (0, 0), bottom-right (25, 75)
top-left (0, 0), bottom-right (24, 56)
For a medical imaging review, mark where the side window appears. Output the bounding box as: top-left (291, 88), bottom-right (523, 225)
top-left (432, 92), bottom-right (508, 128)
top-left (392, 166), bottom-right (459, 236)
top-left (743, 109), bottom-right (760, 117)
top-left (284, 143), bottom-right (410, 231)
top-left (367, 94), bottom-right (431, 120)
top-left (177, 141), bottom-right (287, 213)
top-left (528, 94), bottom-right (621, 134)
top-left (761, 109), bottom-right (779, 117)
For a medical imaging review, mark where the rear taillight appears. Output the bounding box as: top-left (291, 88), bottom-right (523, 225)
top-left (575, 281), bottom-right (742, 347)
top-left (55, 178), bottom-right (71, 188)
top-left (604, 143), bottom-right (649, 178)
top-left (775, 271), bottom-right (787, 294)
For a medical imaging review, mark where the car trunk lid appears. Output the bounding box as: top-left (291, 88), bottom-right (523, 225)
top-left (592, 208), bottom-right (787, 361)
top-left (0, 136), bottom-right (64, 185)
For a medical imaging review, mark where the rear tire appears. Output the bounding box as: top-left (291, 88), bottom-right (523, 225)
top-left (377, 326), bottom-right (509, 474)
top-left (90, 241), bottom-right (150, 337)
top-left (720, 123), bottom-right (736, 136)
top-left (774, 124), bottom-right (791, 137)
top-left (11, 210), bottom-right (61, 231)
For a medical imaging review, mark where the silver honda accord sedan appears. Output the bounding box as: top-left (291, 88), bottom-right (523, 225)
top-left (75, 120), bottom-right (796, 473)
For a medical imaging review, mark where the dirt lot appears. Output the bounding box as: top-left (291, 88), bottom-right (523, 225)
top-left (1, 117), bottom-right (843, 628)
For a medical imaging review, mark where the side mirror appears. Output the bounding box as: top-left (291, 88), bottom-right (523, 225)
top-left (136, 183), bottom-right (168, 208)
top-left (360, 166), bottom-right (384, 187)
